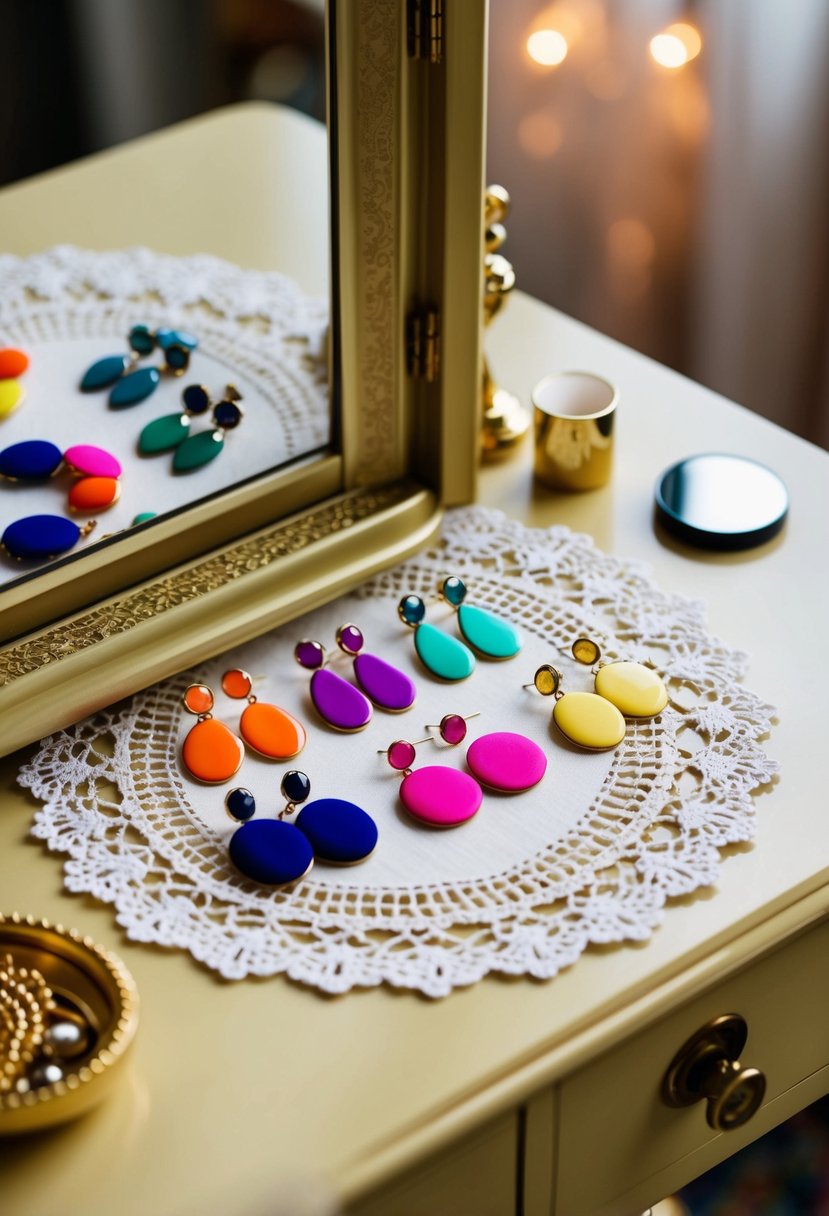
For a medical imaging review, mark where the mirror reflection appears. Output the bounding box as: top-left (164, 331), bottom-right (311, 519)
top-left (0, 0), bottom-right (331, 586)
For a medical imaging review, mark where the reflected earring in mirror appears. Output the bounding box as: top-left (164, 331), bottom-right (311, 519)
top-left (220, 668), bottom-right (306, 760)
top-left (570, 637), bottom-right (668, 719)
top-left (334, 622), bottom-right (416, 712)
top-left (379, 736), bottom-right (482, 828)
top-left (171, 386), bottom-right (243, 472)
top-left (80, 325), bottom-right (198, 408)
top-left (438, 575), bottom-right (523, 659)
top-left (294, 640), bottom-right (373, 732)
top-left (1, 515), bottom-right (97, 562)
top-left (180, 682), bottom-right (244, 784)
top-left (0, 440), bottom-right (123, 513)
top-left (0, 346), bottom-right (29, 419)
top-left (138, 384), bottom-right (239, 468)
top-left (524, 663), bottom-right (625, 752)
top-left (397, 595), bottom-right (475, 681)
top-left (226, 785), bottom-right (314, 887)
top-left (425, 711), bottom-right (547, 793)
top-left (282, 770), bottom-right (378, 865)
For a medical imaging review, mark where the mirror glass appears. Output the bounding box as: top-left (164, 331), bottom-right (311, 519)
top-left (0, 1), bottom-right (331, 590)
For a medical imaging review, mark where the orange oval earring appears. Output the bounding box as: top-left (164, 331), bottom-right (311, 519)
top-left (181, 683), bottom-right (244, 784)
top-left (221, 668), bottom-right (307, 760)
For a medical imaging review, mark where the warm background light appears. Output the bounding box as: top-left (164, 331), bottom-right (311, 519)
top-left (667, 22), bottom-right (703, 60)
top-left (649, 33), bottom-right (690, 69)
top-left (649, 22), bottom-right (702, 69)
top-left (527, 28), bottom-right (569, 66)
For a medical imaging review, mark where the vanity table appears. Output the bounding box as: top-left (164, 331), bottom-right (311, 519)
top-left (1, 100), bottom-right (828, 1216)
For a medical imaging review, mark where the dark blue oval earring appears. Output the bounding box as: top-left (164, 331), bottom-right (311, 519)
top-left (226, 786), bottom-right (314, 888)
top-left (286, 770), bottom-right (378, 866)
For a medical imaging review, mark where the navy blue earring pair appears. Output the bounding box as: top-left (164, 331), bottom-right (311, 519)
top-left (225, 771), bottom-right (378, 888)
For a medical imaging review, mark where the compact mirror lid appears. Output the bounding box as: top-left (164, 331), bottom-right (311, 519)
top-left (655, 453), bottom-right (788, 550)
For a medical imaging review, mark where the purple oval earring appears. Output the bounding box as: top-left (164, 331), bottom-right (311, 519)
top-left (335, 622), bottom-right (416, 712)
top-left (294, 639), bottom-right (373, 732)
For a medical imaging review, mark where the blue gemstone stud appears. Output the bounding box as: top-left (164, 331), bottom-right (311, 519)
top-left (225, 787), bottom-right (257, 823)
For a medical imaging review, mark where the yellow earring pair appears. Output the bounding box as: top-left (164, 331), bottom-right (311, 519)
top-left (526, 637), bottom-right (668, 752)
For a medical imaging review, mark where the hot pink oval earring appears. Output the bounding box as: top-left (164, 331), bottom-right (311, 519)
top-left (425, 712), bottom-right (548, 793)
top-left (378, 732), bottom-right (482, 828)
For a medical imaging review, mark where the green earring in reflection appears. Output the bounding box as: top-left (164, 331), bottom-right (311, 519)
top-left (137, 384), bottom-right (243, 472)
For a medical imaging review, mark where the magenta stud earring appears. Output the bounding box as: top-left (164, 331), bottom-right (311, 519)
top-left (294, 639), bottom-right (372, 732)
top-left (379, 735), bottom-right (482, 829)
top-left (335, 622), bottom-right (416, 712)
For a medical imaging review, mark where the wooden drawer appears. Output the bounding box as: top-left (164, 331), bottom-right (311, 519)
top-left (348, 1112), bottom-right (518, 1216)
top-left (553, 918), bottom-right (829, 1216)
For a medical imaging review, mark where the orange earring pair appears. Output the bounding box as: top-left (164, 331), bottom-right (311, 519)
top-left (180, 669), bottom-right (306, 784)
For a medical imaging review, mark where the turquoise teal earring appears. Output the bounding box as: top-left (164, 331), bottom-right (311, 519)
top-left (438, 576), bottom-right (523, 659)
top-left (398, 595), bottom-right (475, 681)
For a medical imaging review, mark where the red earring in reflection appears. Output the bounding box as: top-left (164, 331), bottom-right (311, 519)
top-left (221, 668), bottom-right (306, 760)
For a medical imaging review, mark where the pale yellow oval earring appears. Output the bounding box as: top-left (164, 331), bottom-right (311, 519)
top-left (524, 664), bottom-right (626, 752)
top-left (571, 637), bottom-right (668, 720)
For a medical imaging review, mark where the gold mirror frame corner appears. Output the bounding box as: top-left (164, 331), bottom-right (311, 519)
top-left (0, 0), bottom-right (489, 754)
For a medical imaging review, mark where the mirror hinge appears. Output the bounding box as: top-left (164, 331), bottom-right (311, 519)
top-left (406, 306), bottom-right (440, 382)
top-left (407, 0), bottom-right (443, 63)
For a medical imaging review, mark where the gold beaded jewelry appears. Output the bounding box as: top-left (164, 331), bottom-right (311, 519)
top-left (0, 953), bottom-right (55, 1094)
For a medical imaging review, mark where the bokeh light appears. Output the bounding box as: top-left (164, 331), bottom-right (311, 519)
top-left (527, 29), bottom-right (569, 67)
top-left (649, 22), bottom-right (702, 69)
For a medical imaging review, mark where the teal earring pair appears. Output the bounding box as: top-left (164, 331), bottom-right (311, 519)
top-left (398, 576), bottom-right (523, 682)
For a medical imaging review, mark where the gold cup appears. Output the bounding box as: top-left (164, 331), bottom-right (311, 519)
top-left (532, 371), bottom-right (617, 491)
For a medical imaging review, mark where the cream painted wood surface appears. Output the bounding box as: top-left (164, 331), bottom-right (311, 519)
top-left (2, 130), bottom-right (829, 1216)
top-left (351, 1113), bottom-right (517, 1216)
top-left (556, 917), bottom-right (829, 1215)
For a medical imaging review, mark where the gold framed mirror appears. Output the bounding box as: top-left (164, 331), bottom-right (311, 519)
top-left (0, 0), bottom-right (488, 754)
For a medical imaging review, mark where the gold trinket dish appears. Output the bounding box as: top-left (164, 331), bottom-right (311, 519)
top-left (0, 913), bottom-right (138, 1135)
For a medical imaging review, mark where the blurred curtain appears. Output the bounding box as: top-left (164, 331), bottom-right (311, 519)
top-left (691, 0), bottom-right (829, 447)
top-left (487, 0), bottom-right (829, 447)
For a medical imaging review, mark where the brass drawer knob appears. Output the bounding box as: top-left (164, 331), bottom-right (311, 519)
top-left (661, 1013), bottom-right (766, 1131)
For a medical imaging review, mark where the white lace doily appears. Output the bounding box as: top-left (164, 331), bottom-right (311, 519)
top-left (0, 245), bottom-right (328, 585)
top-left (18, 508), bottom-right (778, 998)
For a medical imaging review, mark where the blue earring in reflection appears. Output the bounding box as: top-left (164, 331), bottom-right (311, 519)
top-left (80, 324), bottom-right (198, 408)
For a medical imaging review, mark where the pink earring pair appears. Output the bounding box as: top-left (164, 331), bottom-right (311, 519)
top-left (380, 713), bottom-right (547, 829)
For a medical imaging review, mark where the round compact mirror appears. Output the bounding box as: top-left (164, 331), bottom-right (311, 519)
top-left (655, 453), bottom-right (788, 551)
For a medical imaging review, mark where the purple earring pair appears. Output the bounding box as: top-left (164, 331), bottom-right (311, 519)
top-left (294, 623), bottom-right (416, 732)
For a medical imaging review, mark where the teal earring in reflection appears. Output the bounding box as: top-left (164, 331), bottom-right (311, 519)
top-left (138, 384), bottom-right (243, 472)
top-left (80, 324), bottom-right (198, 408)
top-left (398, 594), bottom-right (475, 681)
top-left (437, 575), bottom-right (523, 660)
